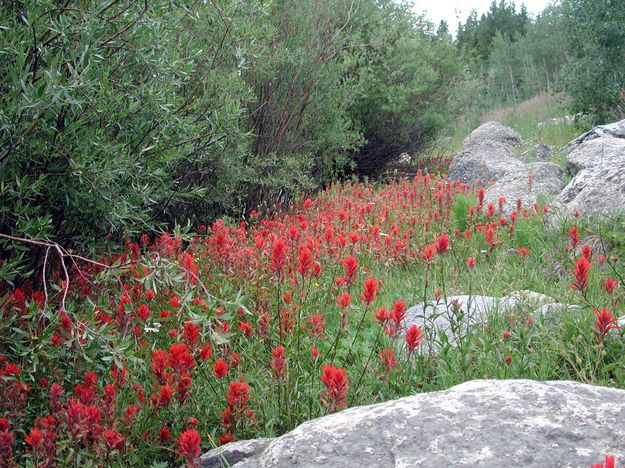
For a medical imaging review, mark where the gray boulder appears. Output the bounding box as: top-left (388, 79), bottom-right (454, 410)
top-left (563, 118), bottom-right (625, 153)
top-left (403, 291), bottom-right (556, 350)
top-left (558, 160), bottom-right (625, 217)
top-left (463, 121), bottom-right (523, 149)
top-left (200, 438), bottom-right (273, 468)
top-left (482, 162), bottom-right (565, 215)
top-left (566, 137), bottom-right (625, 175)
top-left (202, 380), bottom-right (625, 467)
top-left (533, 302), bottom-right (582, 319)
top-left (404, 295), bottom-right (517, 348)
top-left (520, 144), bottom-right (552, 162)
top-left (447, 141), bottom-right (523, 185)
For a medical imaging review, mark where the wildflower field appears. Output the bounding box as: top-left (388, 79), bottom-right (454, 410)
top-left (1, 173), bottom-right (624, 466)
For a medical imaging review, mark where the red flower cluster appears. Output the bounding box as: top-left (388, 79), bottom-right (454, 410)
top-left (594, 308), bottom-right (620, 340)
top-left (220, 377), bottom-right (256, 445)
top-left (405, 325), bottom-right (422, 354)
top-left (271, 346), bottom-right (286, 382)
top-left (572, 257), bottom-right (591, 293)
top-left (320, 365), bottom-right (349, 413)
top-left (177, 429), bottom-right (201, 467)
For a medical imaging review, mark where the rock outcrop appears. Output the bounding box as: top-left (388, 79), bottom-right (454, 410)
top-left (200, 380), bottom-right (625, 467)
top-left (563, 118), bottom-right (625, 153)
top-left (462, 121), bottom-right (523, 149)
top-left (558, 134), bottom-right (625, 217)
top-left (558, 160), bottom-right (625, 217)
top-left (565, 137), bottom-right (625, 174)
top-left (448, 119), bottom-right (625, 218)
top-left (447, 141), bottom-right (523, 185)
top-left (520, 143), bottom-right (551, 162)
top-left (403, 291), bottom-right (556, 349)
top-left (482, 162), bottom-right (565, 215)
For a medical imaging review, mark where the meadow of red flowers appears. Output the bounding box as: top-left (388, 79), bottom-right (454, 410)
top-left (1, 173), bottom-right (623, 466)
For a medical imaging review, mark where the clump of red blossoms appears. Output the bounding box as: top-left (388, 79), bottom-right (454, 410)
top-left (220, 377), bottom-right (256, 445)
top-left (379, 349), bottom-right (397, 378)
top-left (591, 455), bottom-right (616, 468)
top-left (271, 346), bottom-right (286, 382)
top-left (594, 308), bottom-right (620, 341)
top-left (177, 428), bottom-right (202, 467)
top-left (405, 325), bottom-right (422, 355)
top-left (360, 278), bottom-right (378, 305)
top-left (571, 257), bottom-right (591, 293)
top-left (320, 365), bottom-right (349, 413)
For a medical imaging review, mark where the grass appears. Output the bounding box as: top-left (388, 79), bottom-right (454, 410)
top-left (442, 93), bottom-right (585, 156)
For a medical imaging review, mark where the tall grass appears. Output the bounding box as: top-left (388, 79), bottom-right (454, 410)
top-left (443, 93), bottom-right (584, 155)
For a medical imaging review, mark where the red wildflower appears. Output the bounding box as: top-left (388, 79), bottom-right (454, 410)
top-left (183, 321), bottom-right (201, 346)
top-left (341, 255), bottom-right (359, 284)
top-left (311, 347), bottom-right (320, 359)
top-left (271, 346), bottom-right (286, 382)
top-left (104, 429), bottom-right (124, 451)
top-left (421, 244), bottom-right (436, 264)
top-left (168, 343), bottom-right (195, 375)
top-left (505, 355), bottom-right (512, 365)
top-left (177, 429), bottom-right (202, 466)
top-left (379, 349), bottom-right (398, 377)
top-left (136, 303), bottom-right (151, 321)
top-left (466, 257), bottom-right (476, 270)
top-left (374, 307), bottom-right (389, 324)
top-left (516, 246), bottom-right (531, 257)
top-left (229, 352), bottom-right (241, 369)
top-left (306, 313), bottom-right (326, 339)
top-left (199, 344), bottom-right (213, 361)
top-left (435, 234), bottom-right (449, 254)
top-left (270, 238), bottom-right (287, 275)
top-left (591, 455), bottom-right (616, 468)
top-left (320, 365), bottom-right (349, 413)
top-left (485, 227), bottom-right (496, 248)
top-left (391, 300), bottom-right (406, 326)
top-left (282, 292), bottom-right (292, 304)
top-left (213, 359), bottom-right (228, 378)
top-left (25, 427), bottom-right (44, 450)
top-left (582, 244), bottom-right (592, 261)
top-left (180, 252), bottom-right (199, 284)
top-left (0, 418), bottom-right (14, 464)
top-left (568, 226), bottom-right (579, 249)
top-left (159, 427), bottom-right (171, 443)
top-left (297, 245), bottom-right (313, 277)
top-left (594, 308), bottom-right (620, 340)
top-left (238, 320), bottom-right (253, 337)
top-left (337, 292), bottom-right (352, 309)
top-left (157, 385), bottom-right (173, 407)
top-left (152, 349), bottom-right (168, 381)
top-left (405, 325), bottom-right (422, 354)
top-left (571, 257), bottom-right (591, 293)
top-left (604, 277), bottom-right (618, 295)
top-left (360, 278), bottom-right (378, 305)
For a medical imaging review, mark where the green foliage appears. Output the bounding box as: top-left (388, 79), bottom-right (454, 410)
top-left (347, 0), bottom-right (461, 175)
top-left (0, 0), bottom-right (264, 249)
top-left (0, 0), bottom-right (466, 261)
top-left (457, 0), bottom-right (529, 63)
top-left (561, 0), bottom-right (625, 123)
top-left (454, 3), bottom-right (570, 108)
top-left (451, 194), bottom-right (477, 233)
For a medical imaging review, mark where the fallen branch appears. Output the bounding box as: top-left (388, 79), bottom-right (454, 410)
top-left (0, 233), bottom-right (133, 311)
